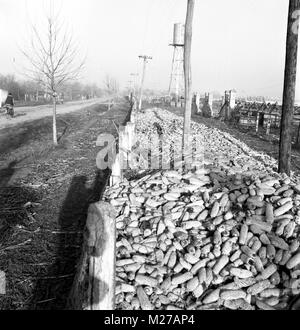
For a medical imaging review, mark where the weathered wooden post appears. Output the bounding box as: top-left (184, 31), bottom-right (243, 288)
top-left (266, 118), bottom-right (271, 136)
top-left (296, 121), bottom-right (300, 147)
top-left (138, 55), bottom-right (152, 110)
top-left (194, 92), bottom-right (200, 114)
top-left (256, 112), bottom-right (259, 133)
top-left (110, 153), bottom-right (122, 186)
top-left (130, 96), bottom-right (137, 123)
top-left (118, 127), bottom-right (128, 178)
top-left (108, 99), bottom-right (112, 111)
top-left (279, 0), bottom-right (300, 175)
top-left (69, 202), bottom-right (116, 310)
top-left (126, 122), bottom-right (135, 150)
top-left (0, 271), bottom-right (5, 295)
top-left (229, 90), bottom-right (236, 110)
top-left (208, 93), bottom-right (213, 111)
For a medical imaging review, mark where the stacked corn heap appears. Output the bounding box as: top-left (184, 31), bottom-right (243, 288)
top-left (132, 108), bottom-right (279, 176)
top-left (104, 167), bottom-right (300, 310)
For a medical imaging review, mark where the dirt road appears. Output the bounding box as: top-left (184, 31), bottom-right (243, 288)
top-left (0, 98), bottom-right (109, 129)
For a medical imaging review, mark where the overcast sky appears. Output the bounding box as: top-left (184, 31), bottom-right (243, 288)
top-left (0, 0), bottom-right (295, 98)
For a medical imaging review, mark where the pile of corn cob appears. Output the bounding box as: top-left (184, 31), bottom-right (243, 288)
top-left (103, 108), bottom-right (300, 310)
top-left (132, 108), bottom-right (279, 176)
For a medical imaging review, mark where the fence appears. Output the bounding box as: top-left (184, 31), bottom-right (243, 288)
top-left (109, 96), bottom-right (137, 186)
top-left (69, 97), bottom-right (137, 310)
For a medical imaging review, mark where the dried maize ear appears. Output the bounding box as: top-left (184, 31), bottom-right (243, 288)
top-left (289, 240), bottom-right (300, 253)
top-left (135, 275), bottom-right (158, 287)
top-left (279, 251), bottom-right (292, 266)
top-left (192, 284), bottom-right (204, 298)
top-left (247, 280), bottom-right (271, 295)
top-left (258, 264), bottom-right (277, 280)
top-left (220, 290), bottom-right (247, 301)
top-left (234, 277), bottom-right (257, 289)
top-left (229, 268), bottom-right (253, 279)
top-left (255, 299), bottom-right (276, 310)
top-left (286, 252), bottom-right (300, 269)
top-left (202, 288), bottom-right (221, 304)
top-left (265, 203), bottom-right (274, 224)
top-left (213, 255), bottom-right (229, 275)
top-left (186, 277), bottom-right (199, 292)
top-left (266, 244), bottom-right (276, 259)
top-left (273, 202), bottom-right (293, 217)
top-left (268, 234), bottom-right (289, 251)
top-left (171, 272), bottom-right (193, 286)
top-left (239, 224), bottom-right (249, 245)
top-left (191, 258), bottom-right (209, 274)
top-left (137, 286), bottom-right (154, 310)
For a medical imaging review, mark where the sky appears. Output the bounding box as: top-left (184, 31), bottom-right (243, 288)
top-left (0, 0), bottom-right (295, 98)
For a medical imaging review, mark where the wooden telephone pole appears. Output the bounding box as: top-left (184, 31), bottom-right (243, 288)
top-left (130, 73), bottom-right (139, 96)
top-left (279, 0), bottom-right (300, 175)
top-left (183, 0), bottom-right (195, 159)
top-left (138, 55), bottom-right (152, 110)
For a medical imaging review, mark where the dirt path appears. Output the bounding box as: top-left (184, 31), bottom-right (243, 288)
top-left (0, 98), bottom-right (109, 130)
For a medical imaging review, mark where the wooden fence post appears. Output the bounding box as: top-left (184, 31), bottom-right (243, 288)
top-left (69, 202), bottom-right (116, 310)
top-left (266, 117), bottom-right (271, 135)
top-left (256, 112), bottom-right (259, 133)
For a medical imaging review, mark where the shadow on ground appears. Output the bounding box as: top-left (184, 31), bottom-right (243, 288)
top-left (0, 161), bottom-right (17, 187)
top-left (28, 169), bottom-right (110, 310)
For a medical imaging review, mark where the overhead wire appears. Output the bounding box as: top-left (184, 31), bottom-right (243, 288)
top-left (140, 0), bottom-right (155, 54)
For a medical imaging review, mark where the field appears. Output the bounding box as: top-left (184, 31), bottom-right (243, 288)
top-left (0, 99), bottom-right (130, 309)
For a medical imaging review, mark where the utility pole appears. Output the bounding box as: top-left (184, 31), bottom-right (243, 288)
top-left (183, 0), bottom-right (195, 161)
top-left (128, 80), bottom-right (134, 101)
top-left (279, 0), bottom-right (300, 175)
top-left (128, 80), bottom-right (133, 90)
top-left (138, 55), bottom-right (152, 110)
top-left (130, 73), bottom-right (139, 96)
top-left (296, 121), bottom-right (300, 147)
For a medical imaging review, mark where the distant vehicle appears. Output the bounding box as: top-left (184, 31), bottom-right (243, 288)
top-left (0, 89), bottom-right (8, 108)
top-left (52, 92), bottom-right (64, 105)
top-left (56, 96), bottom-right (64, 105)
top-left (5, 104), bottom-right (14, 118)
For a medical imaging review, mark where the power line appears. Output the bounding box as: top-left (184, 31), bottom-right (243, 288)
top-left (140, 0), bottom-right (155, 53)
top-left (138, 55), bottom-right (153, 110)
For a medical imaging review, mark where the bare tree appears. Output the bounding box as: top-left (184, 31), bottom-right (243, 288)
top-left (21, 10), bottom-right (84, 145)
top-left (103, 75), bottom-right (119, 95)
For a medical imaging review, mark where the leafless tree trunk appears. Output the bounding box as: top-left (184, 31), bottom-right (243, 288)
top-left (53, 95), bottom-right (57, 145)
top-left (21, 9), bottom-right (84, 146)
top-left (104, 75), bottom-right (119, 95)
